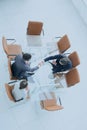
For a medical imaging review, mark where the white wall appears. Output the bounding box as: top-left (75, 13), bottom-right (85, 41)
top-left (72, 0), bottom-right (87, 25)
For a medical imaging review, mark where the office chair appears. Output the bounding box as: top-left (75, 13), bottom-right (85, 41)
top-left (2, 36), bottom-right (22, 60)
top-left (65, 68), bottom-right (80, 87)
top-left (48, 34), bottom-right (71, 55)
top-left (40, 92), bottom-right (63, 111)
top-left (5, 83), bottom-right (15, 102)
top-left (57, 34), bottom-right (71, 54)
top-left (26, 21), bottom-right (44, 46)
top-left (5, 83), bottom-right (24, 103)
top-left (68, 51), bottom-right (80, 68)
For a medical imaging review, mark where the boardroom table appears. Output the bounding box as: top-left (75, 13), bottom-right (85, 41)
top-left (25, 35), bottom-right (67, 100)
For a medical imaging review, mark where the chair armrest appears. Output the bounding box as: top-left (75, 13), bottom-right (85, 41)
top-left (54, 36), bottom-right (62, 39)
top-left (59, 97), bottom-right (62, 105)
top-left (6, 39), bottom-right (16, 44)
top-left (48, 49), bottom-right (58, 54)
top-left (15, 98), bottom-right (24, 102)
top-left (8, 80), bottom-right (18, 84)
top-left (26, 72), bottom-right (35, 75)
top-left (63, 52), bottom-right (71, 55)
top-left (42, 29), bottom-right (44, 36)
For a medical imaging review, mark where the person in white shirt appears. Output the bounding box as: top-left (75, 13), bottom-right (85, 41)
top-left (12, 80), bottom-right (30, 102)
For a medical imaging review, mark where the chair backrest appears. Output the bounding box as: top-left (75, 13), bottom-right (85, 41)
top-left (2, 36), bottom-right (8, 54)
top-left (8, 58), bottom-right (13, 80)
top-left (65, 68), bottom-right (80, 87)
top-left (68, 51), bottom-right (80, 68)
top-left (57, 34), bottom-right (71, 53)
top-left (8, 59), bottom-right (17, 80)
top-left (27, 21), bottom-right (43, 35)
top-left (2, 36), bottom-right (22, 60)
top-left (5, 83), bottom-right (15, 102)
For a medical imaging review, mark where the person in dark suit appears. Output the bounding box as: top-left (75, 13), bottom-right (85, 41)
top-left (11, 53), bottom-right (40, 80)
top-left (40, 54), bottom-right (72, 74)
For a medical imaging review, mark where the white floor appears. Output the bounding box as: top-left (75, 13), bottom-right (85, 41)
top-left (0, 0), bottom-right (87, 130)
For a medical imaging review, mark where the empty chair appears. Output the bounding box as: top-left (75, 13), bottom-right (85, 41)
top-left (57, 34), bottom-right (71, 54)
top-left (26, 21), bottom-right (44, 46)
top-left (65, 68), bottom-right (80, 87)
top-left (39, 92), bottom-right (63, 111)
top-left (68, 51), bottom-right (80, 68)
top-left (5, 83), bottom-right (15, 102)
top-left (2, 36), bottom-right (22, 60)
top-left (27, 21), bottom-right (43, 35)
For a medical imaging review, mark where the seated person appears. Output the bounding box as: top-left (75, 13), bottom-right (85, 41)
top-left (11, 53), bottom-right (40, 80)
top-left (11, 80), bottom-right (30, 102)
top-left (39, 54), bottom-right (72, 74)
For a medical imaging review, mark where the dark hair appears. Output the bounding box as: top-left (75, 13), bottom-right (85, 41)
top-left (59, 57), bottom-right (70, 65)
top-left (23, 53), bottom-right (31, 61)
top-left (19, 80), bottom-right (28, 89)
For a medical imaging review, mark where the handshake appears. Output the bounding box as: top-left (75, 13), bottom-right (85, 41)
top-left (38, 60), bottom-right (45, 68)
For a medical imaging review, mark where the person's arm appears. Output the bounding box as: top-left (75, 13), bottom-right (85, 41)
top-left (38, 54), bottom-right (64, 66)
top-left (28, 66), bottom-right (39, 72)
top-left (18, 60), bottom-right (39, 72)
top-left (26, 91), bottom-right (30, 99)
top-left (44, 54), bottom-right (64, 62)
top-left (25, 87), bottom-right (30, 99)
top-left (15, 54), bottom-right (39, 72)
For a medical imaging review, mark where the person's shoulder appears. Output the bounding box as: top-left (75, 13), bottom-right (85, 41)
top-left (13, 80), bottom-right (21, 87)
top-left (57, 54), bottom-right (65, 58)
top-left (15, 54), bottom-right (23, 62)
top-left (16, 54), bottom-right (22, 58)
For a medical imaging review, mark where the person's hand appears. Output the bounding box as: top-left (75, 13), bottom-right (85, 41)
top-left (38, 61), bottom-right (44, 68)
top-left (52, 60), bottom-right (57, 65)
top-left (26, 96), bottom-right (30, 99)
